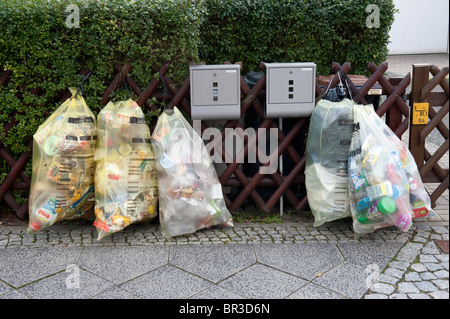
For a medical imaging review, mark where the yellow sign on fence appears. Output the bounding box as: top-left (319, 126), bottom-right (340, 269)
top-left (412, 103), bottom-right (429, 125)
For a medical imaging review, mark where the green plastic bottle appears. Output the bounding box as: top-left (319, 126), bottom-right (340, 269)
top-left (357, 196), bottom-right (397, 224)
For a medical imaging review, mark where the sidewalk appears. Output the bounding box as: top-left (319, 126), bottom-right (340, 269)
top-left (0, 186), bottom-right (448, 300)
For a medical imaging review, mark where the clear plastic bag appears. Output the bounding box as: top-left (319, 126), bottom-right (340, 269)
top-left (151, 107), bottom-right (233, 238)
top-left (28, 88), bottom-right (97, 233)
top-left (93, 100), bottom-right (158, 240)
top-left (305, 98), bottom-right (355, 226)
top-left (348, 104), bottom-right (431, 234)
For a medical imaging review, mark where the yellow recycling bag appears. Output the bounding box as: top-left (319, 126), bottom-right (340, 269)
top-left (28, 88), bottom-right (97, 233)
top-left (93, 100), bottom-right (158, 240)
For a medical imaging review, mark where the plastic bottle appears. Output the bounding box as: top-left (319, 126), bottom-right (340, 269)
top-left (356, 196), bottom-right (397, 224)
top-left (357, 181), bottom-right (394, 210)
top-left (348, 151), bottom-right (368, 204)
top-left (28, 195), bottom-right (60, 233)
top-left (362, 146), bottom-right (387, 182)
top-left (389, 198), bottom-right (412, 231)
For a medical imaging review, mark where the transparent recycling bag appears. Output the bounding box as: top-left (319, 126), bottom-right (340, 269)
top-left (151, 107), bottom-right (233, 238)
top-left (348, 104), bottom-right (431, 234)
top-left (93, 100), bottom-right (158, 240)
top-left (305, 98), bottom-right (355, 226)
top-left (28, 88), bottom-right (97, 233)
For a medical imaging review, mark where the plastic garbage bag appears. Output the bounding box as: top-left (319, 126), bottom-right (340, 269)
top-left (27, 88), bottom-right (97, 234)
top-left (93, 100), bottom-right (158, 240)
top-left (305, 98), bottom-right (355, 226)
top-left (348, 104), bottom-right (431, 234)
top-left (151, 107), bottom-right (233, 238)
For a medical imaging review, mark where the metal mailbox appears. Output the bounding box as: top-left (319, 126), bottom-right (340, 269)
top-left (265, 62), bottom-right (316, 118)
top-left (190, 64), bottom-right (241, 120)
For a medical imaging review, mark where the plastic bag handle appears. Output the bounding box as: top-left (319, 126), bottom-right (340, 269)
top-left (340, 72), bottom-right (364, 104)
top-left (78, 69), bottom-right (93, 96)
top-left (158, 71), bottom-right (173, 110)
top-left (111, 69), bottom-right (131, 99)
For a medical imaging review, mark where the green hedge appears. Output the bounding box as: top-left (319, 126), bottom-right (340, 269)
top-left (0, 0), bottom-right (396, 187)
top-left (199, 0), bottom-right (396, 75)
top-left (0, 0), bottom-right (203, 154)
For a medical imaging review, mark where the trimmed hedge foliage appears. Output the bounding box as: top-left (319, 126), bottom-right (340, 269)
top-left (199, 0), bottom-right (396, 75)
top-left (0, 0), bottom-right (396, 185)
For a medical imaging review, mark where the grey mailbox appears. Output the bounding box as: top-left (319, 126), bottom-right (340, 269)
top-left (190, 64), bottom-right (241, 120)
top-left (265, 62), bottom-right (316, 118)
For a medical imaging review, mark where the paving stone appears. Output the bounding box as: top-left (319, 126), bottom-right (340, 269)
top-left (377, 274), bottom-right (399, 285)
top-left (398, 282), bottom-right (420, 294)
top-left (313, 262), bottom-right (369, 299)
top-left (0, 281), bottom-right (13, 296)
top-left (219, 264), bottom-right (308, 299)
top-left (189, 286), bottom-right (244, 299)
top-left (430, 291), bottom-right (450, 299)
top-left (120, 265), bottom-right (213, 299)
top-left (0, 246), bottom-right (83, 288)
top-left (254, 243), bottom-right (344, 280)
top-left (365, 293), bottom-right (388, 299)
top-left (419, 272), bottom-right (437, 280)
top-left (433, 270), bottom-right (449, 279)
top-left (408, 293), bottom-right (431, 299)
top-left (410, 263), bottom-right (428, 272)
top-left (78, 246), bottom-right (168, 285)
top-left (405, 272), bottom-right (422, 282)
top-left (389, 293), bottom-right (408, 299)
top-left (384, 267), bottom-right (404, 279)
top-left (287, 283), bottom-right (347, 299)
top-left (370, 283), bottom-right (395, 295)
top-left (432, 279), bottom-right (449, 290)
top-left (337, 242), bottom-right (403, 269)
top-left (424, 262), bottom-right (444, 272)
top-left (169, 245), bottom-right (256, 283)
top-left (420, 255), bottom-right (439, 263)
top-left (414, 281), bottom-right (438, 292)
top-left (388, 261), bottom-right (410, 271)
top-left (18, 267), bottom-right (115, 299)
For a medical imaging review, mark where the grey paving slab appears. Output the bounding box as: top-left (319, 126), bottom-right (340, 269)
top-left (219, 264), bottom-right (308, 299)
top-left (0, 281), bottom-right (13, 296)
top-left (286, 283), bottom-right (348, 299)
top-left (254, 243), bottom-right (344, 280)
top-left (337, 242), bottom-right (404, 270)
top-left (120, 265), bottom-right (213, 299)
top-left (0, 289), bottom-right (30, 299)
top-left (92, 285), bottom-right (142, 299)
top-left (313, 261), bottom-right (370, 299)
top-left (169, 244), bottom-right (256, 283)
top-left (78, 246), bottom-right (168, 285)
top-left (189, 286), bottom-right (245, 299)
top-left (0, 246), bottom-right (83, 288)
top-left (18, 267), bottom-right (115, 299)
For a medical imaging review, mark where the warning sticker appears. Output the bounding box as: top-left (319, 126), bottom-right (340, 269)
top-left (412, 103), bottom-right (429, 125)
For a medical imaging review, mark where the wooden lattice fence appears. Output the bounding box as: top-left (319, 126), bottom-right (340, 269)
top-left (3, 61), bottom-right (440, 219)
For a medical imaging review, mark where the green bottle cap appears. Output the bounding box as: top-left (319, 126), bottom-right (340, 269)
top-left (357, 215), bottom-right (371, 224)
top-left (377, 197), bottom-right (397, 214)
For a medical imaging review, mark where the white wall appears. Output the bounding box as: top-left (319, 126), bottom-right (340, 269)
top-left (388, 0), bottom-right (449, 54)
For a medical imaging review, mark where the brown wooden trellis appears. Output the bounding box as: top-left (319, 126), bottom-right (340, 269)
top-left (409, 64), bottom-right (449, 208)
top-left (165, 61), bottom-right (414, 214)
top-left (0, 60), bottom-right (432, 219)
